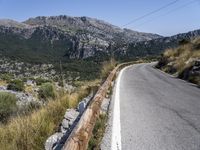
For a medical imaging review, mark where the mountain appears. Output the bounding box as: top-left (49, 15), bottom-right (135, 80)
top-left (24, 16), bottom-right (161, 42)
top-left (0, 15), bottom-right (161, 63)
top-left (120, 29), bottom-right (200, 60)
top-left (0, 15), bottom-right (200, 63)
top-left (0, 19), bottom-right (29, 28)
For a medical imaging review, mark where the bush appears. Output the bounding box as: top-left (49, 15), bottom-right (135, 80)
top-left (0, 92), bottom-right (17, 122)
top-left (0, 73), bottom-right (14, 82)
top-left (101, 58), bottom-right (117, 79)
top-left (7, 79), bottom-right (24, 91)
top-left (38, 83), bottom-right (56, 100)
top-left (0, 84), bottom-right (90, 150)
top-left (35, 78), bottom-right (51, 86)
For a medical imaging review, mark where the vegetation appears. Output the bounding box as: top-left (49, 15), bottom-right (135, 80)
top-left (0, 58), bottom-right (113, 149)
top-left (0, 57), bottom-right (119, 149)
top-left (0, 73), bottom-right (14, 82)
top-left (101, 58), bottom-right (117, 79)
top-left (60, 60), bottom-right (102, 81)
top-left (0, 92), bottom-right (17, 122)
top-left (38, 83), bottom-right (56, 100)
top-left (156, 37), bottom-right (200, 86)
top-left (0, 85), bottom-right (89, 150)
top-left (88, 114), bottom-right (108, 150)
top-left (35, 78), bottom-right (51, 86)
top-left (7, 79), bottom-right (24, 91)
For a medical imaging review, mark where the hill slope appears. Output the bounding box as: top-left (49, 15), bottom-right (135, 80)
top-left (0, 15), bottom-right (200, 64)
top-left (156, 38), bottom-right (200, 86)
top-left (120, 29), bottom-right (200, 60)
top-left (0, 15), bottom-right (161, 63)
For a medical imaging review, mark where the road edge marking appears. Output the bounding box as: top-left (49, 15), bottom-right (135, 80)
top-left (111, 66), bottom-right (130, 150)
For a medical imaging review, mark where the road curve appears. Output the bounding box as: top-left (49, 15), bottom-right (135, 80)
top-left (114, 63), bottom-right (200, 150)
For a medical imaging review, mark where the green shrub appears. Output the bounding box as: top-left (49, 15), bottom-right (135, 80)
top-left (0, 73), bottom-right (14, 82)
top-left (0, 92), bottom-right (17, 122)
top-left (35, 78), bottom-right (51, 86)
top-left (38, 83), bottom-right (56, 100)
top-left (7, 79), bottom-right (24, 91)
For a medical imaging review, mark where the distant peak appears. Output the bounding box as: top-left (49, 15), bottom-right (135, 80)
top-left (0, 19), bottom-right (29, 28)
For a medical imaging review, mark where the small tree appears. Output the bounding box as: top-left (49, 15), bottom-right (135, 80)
top-left (0, 92), bottom-right (17, 122)
top-left (38, 83), bottom-right (56, 100)
top-left (7, 79), bottom-right (24, 91)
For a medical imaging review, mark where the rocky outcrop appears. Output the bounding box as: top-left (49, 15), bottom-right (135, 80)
top-left (24, 15), bottom-right (161, 43)
top-left (0, 15), bottom-right (200, 62)
top-left (0, 86), bottom-right (39, 107)
top-left (0, 15), bottom-right (162, 62)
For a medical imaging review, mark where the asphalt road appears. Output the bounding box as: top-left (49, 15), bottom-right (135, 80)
top-left (114, 63), bottom-right (200, 150)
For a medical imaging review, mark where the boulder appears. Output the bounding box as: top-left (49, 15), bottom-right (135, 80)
top-left (45, 132), bottom-right (63, 150)
top-left (64, 109), bottom-right (79, 126)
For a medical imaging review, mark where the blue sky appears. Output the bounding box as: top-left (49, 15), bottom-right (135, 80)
top-left (0, 0), bottom-right (200, 36)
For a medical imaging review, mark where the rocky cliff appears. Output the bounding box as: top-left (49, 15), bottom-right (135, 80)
top-left (0, 15), bottom-right (200, 63)
top-left (0, 15), bottom-right (161, 63)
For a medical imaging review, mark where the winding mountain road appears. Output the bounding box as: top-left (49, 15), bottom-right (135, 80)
top-left (102, 63), bottom-right (200, 150)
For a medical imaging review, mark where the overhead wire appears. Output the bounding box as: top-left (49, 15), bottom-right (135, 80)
top-left (121, 0), bottom-right (180, 28)
top-left (132, 0), bottom-right (198, 28)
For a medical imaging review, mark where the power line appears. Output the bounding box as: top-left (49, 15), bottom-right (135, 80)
top-left (121, 0), bottom-right (180, 28)
top-left (133, 0), bottom-right (198, 29)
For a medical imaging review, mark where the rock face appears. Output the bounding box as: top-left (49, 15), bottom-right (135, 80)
top-left (0, 15), bottom-right (162, 63)
top-left (0, 15), bottom-right (200, 62)
top-left (24, 15), bottom-right (161, 43)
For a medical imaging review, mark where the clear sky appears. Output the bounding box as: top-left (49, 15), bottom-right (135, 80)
top-left (0, 0), bottom-right (200, 36)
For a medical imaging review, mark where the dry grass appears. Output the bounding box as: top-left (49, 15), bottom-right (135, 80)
top-left (24, 85), bottom-right (34, 93)
top-left (158, 37), bottom-right (200, 85)
top-left (0, 80), bottom-right (7, 86)
top-left (0, 58), bottom-right (119, 150)
top-left (101, 58), bottom-right (117, 79)
top-left (0, 85), bottom-right (90, 150)
top-left (88, 114), bottom-right (108, 150)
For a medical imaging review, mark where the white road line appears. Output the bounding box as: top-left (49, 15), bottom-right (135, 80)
top-left (111, 67), bottom-right (127, 150)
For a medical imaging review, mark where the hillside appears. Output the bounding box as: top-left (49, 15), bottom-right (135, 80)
top-left (1, 15), bottom-right (200, 63)
top-left (120, 29), bottom-right (200, 60)
top-left (0, 15), bottom-right (161, 64)
top-left (1, 15), bottom-right (200, 81)
top-left (24, 16), bottom-right (161, 43)
top-left (156, 37), bottom-right (200, 86)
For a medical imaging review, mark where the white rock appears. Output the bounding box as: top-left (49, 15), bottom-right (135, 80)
top-left (62, 118), bottom-right (69, 129)
top-left (45, 132), bottom-right (63, 150)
